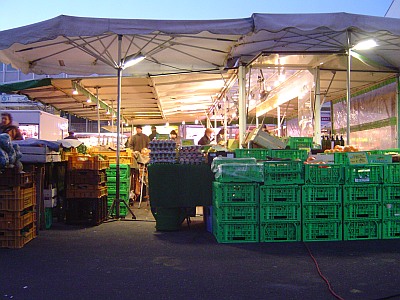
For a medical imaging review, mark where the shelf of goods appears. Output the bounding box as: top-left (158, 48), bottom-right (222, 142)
top-left (0, 169), bottom-right (37, 249)
top-left (210, 149), bottom-right (400, 243)
top-left (65, 155), bottom-right (109, 225)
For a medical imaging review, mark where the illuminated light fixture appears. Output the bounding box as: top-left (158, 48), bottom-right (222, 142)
top-left (72, 89), bottom-right (78, 95)
top-left (266, 86), bottom-right (272, 92)
top-left (352, 39), bottom-right (378, 51)
top-left (106, 109), bottom-right (110, 115)
top-left (123, 53), bottom-right (146, 69)
top-left (182, 121), bottom-right (186, 125)
top-left (86, 98), bottom-right (92, 103)
top-left (232, 112), bottom-right (237, 119)
top-left (165, 122), bottom-right (169, 127)
top-left (194, 119), bottom-right (199, 125)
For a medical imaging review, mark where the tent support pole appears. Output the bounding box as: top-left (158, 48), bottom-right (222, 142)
top-left (96, 86), bottom-right (100, 145)
top-left (238, 65), bottom-right (246, 148)
top-left (346, 31), bottom-right (352, 145)
top-left (313, 67), bottom-right (321, 145)
top-left (397, 74), bottom-right (400, 148)
top-left (115, 34), bottom-right (122, 219)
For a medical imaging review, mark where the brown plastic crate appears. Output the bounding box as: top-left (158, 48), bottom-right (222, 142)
top-left (0, 210), bottom-right (36, 230)
top-left (68, 155), bottom-right (109, 170)
top-left (66, 185), bottom-right (107, 199)
top-left (0, 224), bottom-right (37, 249)
top-left (0, 186), bottom-right (36, 211)
top-left (67, 169), bottom-right (107, 185)
top-left (0, 169), bottom-right (35, 188)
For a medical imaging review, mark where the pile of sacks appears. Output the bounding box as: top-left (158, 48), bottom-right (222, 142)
top-left (0, 133), bottom-right (23, 172)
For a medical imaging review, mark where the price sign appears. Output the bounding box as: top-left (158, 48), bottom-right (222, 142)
top-left (347, 152), bottom-right (369, 165)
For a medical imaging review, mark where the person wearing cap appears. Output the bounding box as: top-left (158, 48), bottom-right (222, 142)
top-left (198, 128), bottom-right (213, 145)
top-left (149, 126), bottom-right (158, 141)
top-left (128, 125), bottom-right (150, 152)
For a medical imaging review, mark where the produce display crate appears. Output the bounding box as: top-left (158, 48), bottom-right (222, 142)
top-left (66, 169), bottom-right (107, 185)
top-left (301, 185), bottom-right (342, 203)
top-left (0, 224), bottom-right (37, 249)
top-left (304, 164), bottom-right (344, 185)
top-left (269, 149), bottom-right (309, 161)
top-left (68, 155), bottom-right (109, 170)
top-left (0, 169), bottom-right (35, 188)
top-left (65, 196), bottom-right (108, 226)
top-left (106, 164), bottom-right (131, 180)
top-left (343, 220), bottom-right (381, 240)
top-left (334, 152), bottom-right (349, 165)
top-left (213, 182), bottom-right (259, 205)
top-left (106, 182), bottom-right (131, 195)
top-left (213, 205), bottom-right (259, 223)
top-left (263, 161), bottom-right (304, 185)
top-left (260, 203), bottom-right (301, 222)
top-left (214, 163), bottom-right (264, 183)
top-left (234, 148), bottom-right (269, 160)
top-left (345, 164), bottom-right (383, 184)
top-left (210, 157), bottom-right (256, 171)
top-left (384, 163), bottom-right (400, 184)
top-left (108, 203), bottom-right (128, 218)
top-left (107, 191), bottom-right (130, 203)
top-left (260, 221), bottom-right (301, 242)
top-left (66, 184), bottom-right (107, 199)
top-left (382, 219), bottom-right (400, 239)
top-left (213, 221), bottom-right (259, 243)
top-left (287, 137), bottom-right (313, 149)
top-left (383, 184), bottom-right (400, 201)
top-left (343, 201), bottom-right (382, 220)
top-left (382, 202), bottom-right (400, 219)
top-left (260, 185), bottom-right (300, 204)
top-left (302, 203), bottom-right (342, 220)
top-left (302, 221), bottom-right (342, 242)
top-left (343, 184), bottom-right (381, 202)
top-left (0, 210), bottom-right (36, 230)
top-left (0, 186), bottom-right (36, 211)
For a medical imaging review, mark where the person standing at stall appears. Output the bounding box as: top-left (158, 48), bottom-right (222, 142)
top-left (198, 128), bottom-right (213, 145)
top-left (216, 128), bottom-right (225, 145)
top-left (149, 126), bottom-right (158, 141)
top-left (0, 112), bottom-right (23, 140)
top-left (129, 125), bottom-right (150, 152)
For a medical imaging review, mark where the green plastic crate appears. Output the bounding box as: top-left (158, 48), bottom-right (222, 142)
top-left (287, 137), bottom-right (313, 150)
top-left (343, 184), bottom-right (381, 202)
top-left (343, 220), bottom-right (381, 240)
top-left (382, 219), bottom-right (400, 239)
top-left (343, 201), bottom-right (382, 220)
top-left (334, 152), bottom-right (349, 165)
top-left (213, 205), bottom-right (259, 223)
top-left (301, 185), bottom-right (342, 203)
top-left (269, 149), bottom-right (309, 161)
top-left (383, 184), bottom-right (400, 201)
top-left (214, 163), bottom-right (264, 183)
top-left (213, 221), bottom-right (259, 243)
top-left (263, 161), bottom-right (304, 185)
top-left (302, 203), bottom-right (342, 221)
top-left (345, 164), bottom-right (383, 184)
top-left (107, 191), bottom-right (130, 204)
top-left (302, 221), bottom-right (342, 242)
top-left (260, 185), bottom-right (301, 204)
top-left (304, 164), bottom-right (344, 185)
top-left (260, 203), bottom-right (301, 222)
top-left (382, 202), bottom-right (400, 219)
top-left (106, 166), bottom-right (131, 180)
top-left (106, 181), bottom-right (131, 194)
top-left (45, 208), bottom-right (52, 229)
top-left (213, 182), bottom-right (259, 205)
top-left (107, 204), bottom-right (128, 217)
top-left (234, 149), bottom-right (269, 160)
top-left (108, 163), bottom-right (131, 170)
top-left (260, 221), bottom-right (301, 242)
top-left (384, 164), bottom-right (400, 184)
top-left (381, 148), bottom-right (400, 155)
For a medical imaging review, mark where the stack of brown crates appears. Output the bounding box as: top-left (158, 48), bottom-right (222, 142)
top-left (65, 155), bottom-right (109, 225)
top-left (0, 169), bottom-right (37, 249)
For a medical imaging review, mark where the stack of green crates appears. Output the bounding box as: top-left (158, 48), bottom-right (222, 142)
top-left (212, 182), bottom-right (259, 243)
top-left (260, 160), bottom-right (304, 242)
top-left (234, 148), bottom-right (269, 161)
top-left (106, 164), bottom-right (131, 217)
top-left (302, 164), bottom-right (344, 241)
top-left (343, 164), bottom-right (384, 240)
top-left (382, 164), bottom-right (400, 239)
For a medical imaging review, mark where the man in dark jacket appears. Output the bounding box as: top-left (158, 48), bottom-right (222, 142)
top-left (0, 112), bottom-right (23, 140)
top-left (198, 128), bottom-right (213, 145)
top-left (129, 125), bottom-right (150, 152)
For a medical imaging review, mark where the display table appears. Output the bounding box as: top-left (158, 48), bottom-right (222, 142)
top-left (148, 164), bottom-right (214, 230)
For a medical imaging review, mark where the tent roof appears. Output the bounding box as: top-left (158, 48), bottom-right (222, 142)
top-left (1, 13), bottom-right (400, 123)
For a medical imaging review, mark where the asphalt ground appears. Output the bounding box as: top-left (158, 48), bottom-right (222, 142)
top-left (1, 206), bottom-right (400, 300)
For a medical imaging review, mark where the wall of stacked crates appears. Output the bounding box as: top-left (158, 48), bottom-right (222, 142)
top-left (211, 138), bottom-right (400, 243)
top-left (0, 170), bottom-right (37, 248)
top-left (65, 155), bottom-right (109, 225)
top-left (106, 164), bottom-right (131, 218)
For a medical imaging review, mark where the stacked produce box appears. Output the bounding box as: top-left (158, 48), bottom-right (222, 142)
top-left (106, 164), bottom-right (131, 217)
top-left (0, 170), bottom-right (37, 248)
top-left (65, 155), bottom-right (109, 225)
top-left (382, 164), bottom-right (400, 239)
top-left (302, 164), bottom-right (344, 241)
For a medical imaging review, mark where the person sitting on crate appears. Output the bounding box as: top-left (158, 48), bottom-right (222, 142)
top-left (0, 113), bottom-right (23, 140)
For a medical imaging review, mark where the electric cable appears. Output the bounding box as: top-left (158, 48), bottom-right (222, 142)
top-left (303, 242), bottom-right (345, 300)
